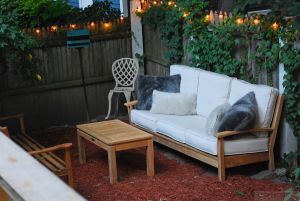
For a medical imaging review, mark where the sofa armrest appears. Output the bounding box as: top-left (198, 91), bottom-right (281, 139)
top-left (124, 100), bottom-right (138, 124)
top-left (124, 100), bottom-right (138, 108)
top-left (216, 128), bottom-right (273, 139)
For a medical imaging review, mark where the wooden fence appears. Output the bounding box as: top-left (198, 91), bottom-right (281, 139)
top-left (0, 30), bottom-right (132, 131)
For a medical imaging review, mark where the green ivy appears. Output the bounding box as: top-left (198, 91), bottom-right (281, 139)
top-left (138, 1), bottom-right (183, 64)
top-left (0, 12), bottom-right (40, 80)
top-left (187, 18), bottom-right (247, 78)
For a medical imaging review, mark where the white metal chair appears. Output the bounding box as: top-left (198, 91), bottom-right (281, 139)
top-left (105, 58), bottom-right (139, 119)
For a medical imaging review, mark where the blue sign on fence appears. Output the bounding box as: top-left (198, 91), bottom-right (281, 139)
top-left (67, 29), bottom-right (90, 48)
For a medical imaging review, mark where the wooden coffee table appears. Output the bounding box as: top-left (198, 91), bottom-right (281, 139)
top-left (76, 120), bottom-right (154, 184)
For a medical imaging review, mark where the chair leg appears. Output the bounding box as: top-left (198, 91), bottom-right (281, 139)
top-left (65, 146), bottom-right (74, 187)
top-left (105, 90), bottom-right (114, 120)
top-left (123, 91), bottom-right (131, 103)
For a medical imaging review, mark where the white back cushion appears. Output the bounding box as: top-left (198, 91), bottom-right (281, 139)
top-left (197, 71), bottom-right (232, 117)
top-left (170, 65), bottom-right (201, 95)
top-left (229, 79), bottom-right (279, 128)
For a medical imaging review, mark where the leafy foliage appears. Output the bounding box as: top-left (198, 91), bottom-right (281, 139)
top-left (0, 12), bottom-right (39, 80)
top-left (187, 18), bottom-right (247, 78)
top-left (0, 0), bottom-right (121, 28)
top-left (236, 0), bottom-right (300, 31)
top-left (138, 1), bottom-right (183, 63)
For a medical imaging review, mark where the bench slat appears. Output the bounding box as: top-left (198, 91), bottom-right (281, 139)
top-left (12, 136), bottom-right (59, 173)
top-left (12, 135), bottom-right (66, 173)
top-left (21, 135), bottom-right (66, 167)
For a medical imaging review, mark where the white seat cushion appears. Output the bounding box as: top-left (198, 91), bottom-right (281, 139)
top-left (196, 71), bottom-right (233, 117)
top-left (185, 130), bottom-right (269, 155)
top-left (170, 65), bottom-right (202, 95)
top-left (229, 79), bottom-right (279, 128)
top-left (131, 110), bottom-right (167, 132)
top-left (156, 115), bottom-right (207, 143)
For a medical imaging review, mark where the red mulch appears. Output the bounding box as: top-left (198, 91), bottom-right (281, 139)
top-left (32, 127), bottom-right (296, 201)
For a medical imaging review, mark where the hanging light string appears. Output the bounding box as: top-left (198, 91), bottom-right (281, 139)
top-left (34, 15), bottom-right (126, 35)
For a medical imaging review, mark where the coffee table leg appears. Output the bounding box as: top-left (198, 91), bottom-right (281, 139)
top-left (108, 146), bottom-right (117, 184)
top-left (77, 133), bottom-right (86, 164)
top-left (146, 139), bottom-right (155, 176)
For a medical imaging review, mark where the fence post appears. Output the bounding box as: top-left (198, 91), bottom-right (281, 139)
top-left (130, 0), bottom-right (144, 74)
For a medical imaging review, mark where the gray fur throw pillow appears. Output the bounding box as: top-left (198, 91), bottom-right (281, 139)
top-left (217, 92), bottom-right (258, 133)
top-left (136, 74), bottom-right (181, 110)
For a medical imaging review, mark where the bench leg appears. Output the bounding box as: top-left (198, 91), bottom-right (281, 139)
top-left (146, 140), bottom-right (154, 176)
top-left (77, 133), bottom-right (86, 164)
top-left (65, 146), bottom-right (74, 187)
top-left (108, 146), bottom-right (117, 184)
top-left (0, 187), bottom-right (9, 201)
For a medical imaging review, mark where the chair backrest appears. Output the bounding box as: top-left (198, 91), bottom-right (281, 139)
top-left (112, 58), bottom-right (139, 91)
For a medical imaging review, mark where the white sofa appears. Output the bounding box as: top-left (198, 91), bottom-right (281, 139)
top-left (125, 65), bottom-right (284, 181)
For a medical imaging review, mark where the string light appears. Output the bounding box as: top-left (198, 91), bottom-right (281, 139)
top-left (153, 1), bottom-right (157, 5)
top-left (183, 12), bottom-right (189, 18)
top-left (135, 6), bottom-right (143, 14)
top-left (90, 22), bottom-right (95, 27)
top-left (167, 1), bottom-right (174, 6)
top-left (141, 0), bottom-right (145, 3)
top-left (50, 25), bottom-right (58, 32)
top-left (70, 24), bottom-right (77, 29)
top-left (236, 18), bottom-right (243, 25)
top-left (205, 14), bottom-right (210, 22)
top-left (35, 28), bottom-right (41, 34)
top-left (120, 15), bottom-right (124, 21)
top-left (104, 22), bottom-right (111, 29)
top-left (253, 18), bottom-right (260, 25)
top-left (271, 22), bottom-right (279, 30)
top-left (219, 13), bottom-right (223, 20)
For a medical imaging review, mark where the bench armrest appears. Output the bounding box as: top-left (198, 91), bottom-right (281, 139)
top-left (0, 113), bottom-right (26, 134)
top-left (216, 128), bottom-right (273, 139)
top-left (0, 126), bottom-right (10, 137)
top-left (29, 143), bottom-right (72, 155)
top-left (0, 113), bottom-right (24, 121)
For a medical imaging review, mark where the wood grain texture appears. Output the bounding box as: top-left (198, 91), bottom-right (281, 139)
top-left (77, 120), bottom-right (152, 145)
top-left (77, 120), bottom-right (155, 184)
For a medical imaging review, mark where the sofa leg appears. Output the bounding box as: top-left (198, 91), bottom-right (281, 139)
top-left (218, 166), bottom-right (225, 181)
top-left (217, 138), bottom-right (225, 181)
top-left (268, 152), bottom-right (275, 171)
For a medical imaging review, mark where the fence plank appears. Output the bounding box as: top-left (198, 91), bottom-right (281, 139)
top-left (0, 32), bottom-right (132, 131)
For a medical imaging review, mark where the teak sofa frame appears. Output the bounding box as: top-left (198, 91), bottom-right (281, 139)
top-left (0, 114), bottom-right (74, 187)
top-left (125, 95), bottom-right (284, 181)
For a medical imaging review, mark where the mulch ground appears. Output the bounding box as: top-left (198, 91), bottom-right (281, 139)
top-left (32, 127), bottom-right (296, 201)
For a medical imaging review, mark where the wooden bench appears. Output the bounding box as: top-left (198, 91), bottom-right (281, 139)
top-left (0, 114), bottom-right (74, 187)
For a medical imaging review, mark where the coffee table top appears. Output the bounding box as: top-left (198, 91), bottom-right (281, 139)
top-left (77, 120), bottom-right (153, 145)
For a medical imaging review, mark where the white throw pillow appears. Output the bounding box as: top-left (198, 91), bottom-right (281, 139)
top-left (150, 90), bottom-right (197, 115)
top-left (206, 103), bottom-right (231, 136)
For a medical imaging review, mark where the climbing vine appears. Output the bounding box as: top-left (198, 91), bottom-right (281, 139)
top-left (138, 1), bottom-right (300, 187)
top-left (137, 1), bottom-right (183, 64)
